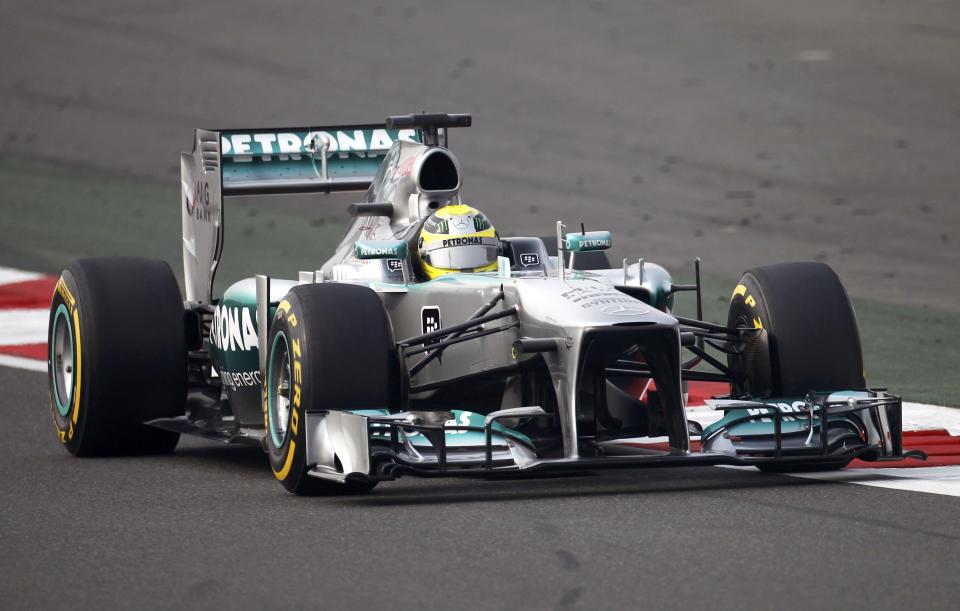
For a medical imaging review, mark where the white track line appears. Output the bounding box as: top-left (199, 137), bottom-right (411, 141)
top-left (0, 309), bottom-right (48, 345)
top-left (787, 467), bottom-right (960, 498)
top-left (0, 353), bottom-right (46, 372)
top-left (0, 266), bottom-right (44, 285)
top-left (0, 268), bottom-right (50, 371)
top-left (900, 402), bottom-right (960, 435)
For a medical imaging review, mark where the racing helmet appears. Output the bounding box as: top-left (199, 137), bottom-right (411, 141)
top-left (418, 204), bottom-right (499, 279)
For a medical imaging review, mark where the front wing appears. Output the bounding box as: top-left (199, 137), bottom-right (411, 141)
top-left (302, 391), bottom-right (926, 485)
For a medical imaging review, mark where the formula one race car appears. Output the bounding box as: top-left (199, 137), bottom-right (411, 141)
top-left (46, 113), bottom-right (925, 494)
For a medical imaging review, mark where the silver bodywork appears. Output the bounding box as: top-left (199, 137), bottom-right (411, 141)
top-left (295, 137), bottom-right (690, 461)
top-left (176, 116), bottom-right (917, 484)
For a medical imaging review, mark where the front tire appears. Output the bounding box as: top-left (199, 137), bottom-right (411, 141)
top-left (47, 257), bottom-right (186, 456)
top-left (727, 261), bottom-right (864, 398)
top-left (263, 283), bottom-right (403, 495)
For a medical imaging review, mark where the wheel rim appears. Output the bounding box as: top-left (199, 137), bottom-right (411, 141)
top-left (267, 332), bottom-right (292, 448)
top-left (51, 304), bottom-right (74, 417)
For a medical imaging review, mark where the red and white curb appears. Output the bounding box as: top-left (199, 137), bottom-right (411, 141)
top-left (0, 267), bottom-right (54, 372)
top-left (2, 266), bottom-right (959, 495)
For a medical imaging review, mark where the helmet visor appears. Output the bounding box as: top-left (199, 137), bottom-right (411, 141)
top-left (423, 243), bottom-right (499, 270)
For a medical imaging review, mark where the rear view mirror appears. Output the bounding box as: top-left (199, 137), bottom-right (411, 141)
top-left (565, 230), bottom-right (612, 253)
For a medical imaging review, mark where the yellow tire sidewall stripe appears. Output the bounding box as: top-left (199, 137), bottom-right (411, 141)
top-left (273, 440), bottom-right (296, 480)
top-left (270, 306), bottom-right (304, 483)
top-left (71, 306), bottom-right (82, 427)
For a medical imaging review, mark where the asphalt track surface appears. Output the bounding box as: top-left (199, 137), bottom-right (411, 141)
top-left (2, 1), bottom-right (960, 609)
top-left (4, 366), bottom-right (960, 609)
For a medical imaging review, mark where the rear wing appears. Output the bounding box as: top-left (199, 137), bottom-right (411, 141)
top-left (180, 124), bottom-right (417, 303)
top-left (217, 125), bottom-right (419, 195)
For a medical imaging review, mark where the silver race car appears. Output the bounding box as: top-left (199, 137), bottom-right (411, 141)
top-left (46, 113), bottom-right (924, 494)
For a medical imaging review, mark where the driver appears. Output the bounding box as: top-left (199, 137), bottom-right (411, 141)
top-left (418, 204), bottom-right (499, 279)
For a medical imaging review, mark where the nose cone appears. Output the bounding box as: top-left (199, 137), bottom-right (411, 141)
top-left (515, 275), bottom-right (677, 328)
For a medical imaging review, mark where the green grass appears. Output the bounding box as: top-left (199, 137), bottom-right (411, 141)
top-left (1, 157), bottom-right (956, 406)
top-left (853, 299), bottom-right (959, 407)
top-left (0, 158), bottom-right (346, 295)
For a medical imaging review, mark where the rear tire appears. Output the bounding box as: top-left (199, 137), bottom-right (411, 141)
top-left (47, 257), bottom-right (186, 456)
top-left (264, 283), bottom-right (403, 495)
